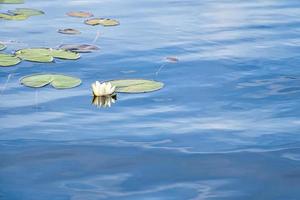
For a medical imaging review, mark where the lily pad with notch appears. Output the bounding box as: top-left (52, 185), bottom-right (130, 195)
top-left (84, 18), bottom-right (119, 26)
top-left (20, 73), bottom-right (82, 89)
top-left (107, 79), bottom-right (164, 93)
top-left (0, 53), bottom-right (22, 67)
top-left (59, 44), bottom-right (99, 53)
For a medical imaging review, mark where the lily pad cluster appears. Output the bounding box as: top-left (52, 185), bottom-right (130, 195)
top-left (0, 48), bottom-right (80, 67)
top-left (66, 10), bottom-right (119, 27)
top-left (0, 8), bottom-right (44, 20)
top-left (0, 4), bottom-right (165, 107)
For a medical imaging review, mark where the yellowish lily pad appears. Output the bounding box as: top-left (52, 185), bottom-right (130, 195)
top-left (0, 53), bottom-right (22, 67)
top-left (108, 79), bottom-right (164, 93)
top-left (85, 18), bottom-right (119, 26)
top-left (67, 11), bottom-right (93, 18)
top-left (20, 73), bottom-right (82, 89)
top-left (0, 13), bottom-right (28, 20)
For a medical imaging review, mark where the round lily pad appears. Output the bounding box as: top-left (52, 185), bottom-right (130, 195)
top-left (0, 13), bottom-right (28, 20)
top-left (59, 44), bottom-right (99, 53)
top-left (19, 74), bottom-right (52, 87)
top-left (10, 8), bottom-right (44, 16)
top-left (107, 79), bottom-right (164, 93)
top-left (0, 53), bottom-right (22, 67)
top-left (0, 0), bottom-right (24, 4)
top-left (85, 18), bottom-right (119, 26)
top-left (20, 73), bottom-right (81, 89)
top-left (58, 28), bottom-right (80, 35)
top-left (0, 43), bottom-right (6, 51)
top-left (15, 48), bottom-right (80, 62)
top-left (15, 48), bottom-right (54, 62)
top-left (67, 11), bottom-right (93, 18)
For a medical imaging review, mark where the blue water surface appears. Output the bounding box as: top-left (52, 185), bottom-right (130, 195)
top-left (1, 0), bottom-right (300, 199)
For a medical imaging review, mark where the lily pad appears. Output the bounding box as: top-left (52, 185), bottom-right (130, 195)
top-left (165, 57), bottom-right (179, 63)
top-left (58, 28), bottom-right (81, 35)
top-left (0, 43), bottom-right (6, 51)
top-left (20, 74), bottom-right (52, 87)
top-left (59, 44), bottom-right (99, 53)
top-left (20, 73), bottom-right (81, 89)
top-left (85, 18), bottom-right (119, 26)
top-left (10, 8), bottom-right (44, 16)
top-left (107, 79), bottom-right (164, 93)
top-left (0, 13), bottom-right (28, 20)
top-left (15, 48), bottom-right (54, 62)
top-left (49, 49), bottom-right (80, 60)
top-left (67, 11), bottom-right (93, 18)
top-left (0, 53), bottom-right (22, 67)
top-left (15, 48), bottom-right (80, 62)
top-left (0, 0), bottom-right (24, 4)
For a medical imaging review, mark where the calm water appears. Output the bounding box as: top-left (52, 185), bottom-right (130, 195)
top-left (1, 0), bottom-right (300, 199)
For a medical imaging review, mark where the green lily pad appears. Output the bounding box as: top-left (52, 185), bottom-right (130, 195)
top-left (67, 11), bottom-right (93, 18)
top-left (59, 44), bottom-right (99, 53)
top-left (49, 49), bottom-right (80, 60)
top-left (0, 53), bottom-right (22, 67)
top-left (20, 74), bottom-right (52, 87)
top-left (20, 73), bottom-right (81, 89)
top-left (15, 48), bottom-right (80, 62)
top-left (10, 8), bottom-right (44, 16)
top-left (0, 43), bottom-right (6, 51)
top-left (0, 13), bottom-right (28, 20)
top-left (58, 28), bottom-right (81, 35)
top-left (15, 48), bottom-right (54, 62)
top-left (51, 74), bottom-right (82, 89)
top-left (107, 79), bottom-right (164, 93)
top-left (0, 0), bottom-right (24, 4)
top-left (85, 18), bottom-right (119, 26)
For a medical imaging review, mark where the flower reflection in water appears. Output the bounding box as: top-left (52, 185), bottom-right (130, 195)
top-left (92, 94), bottom-right (117, 108)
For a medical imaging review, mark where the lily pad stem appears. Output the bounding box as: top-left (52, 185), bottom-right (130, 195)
top-left (1, 74), bottom-right (12, 95)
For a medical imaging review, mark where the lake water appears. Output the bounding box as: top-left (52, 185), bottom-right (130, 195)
top-left (1, 0), bottom-right (300, 199)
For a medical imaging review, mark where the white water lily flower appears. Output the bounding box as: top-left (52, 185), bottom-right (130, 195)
top-left (92, 95), bottom-right (116, 108)
top-left (92, 81), bottom-right (116, 96)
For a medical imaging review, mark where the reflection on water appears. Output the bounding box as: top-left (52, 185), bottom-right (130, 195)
top-left (92, 94), bottom-right (117, 108)
top-left (1, 0), bottom-right (300, 199)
